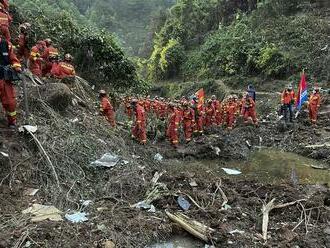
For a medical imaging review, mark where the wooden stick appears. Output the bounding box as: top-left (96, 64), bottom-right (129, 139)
top-left (165, 211), bottom-right (209, 242)
top-left (27, 130), bottom-right (60, 188)
top-left (262, 199), bottom-right (307, 240)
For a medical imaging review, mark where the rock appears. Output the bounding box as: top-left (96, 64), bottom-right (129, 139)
top-left (103, 240), bottom-right (115, 248)
top-left (29, 83), bottom-right (72, 111)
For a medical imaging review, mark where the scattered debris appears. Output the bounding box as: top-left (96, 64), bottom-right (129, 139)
top-left (132, 155), bottom-right (141, 159)
top-left (189, 180), bottom-right (198, 187)
top-left (65, 212), bottom-right (88, 223)
top-left (229, 229), bottom-right (245, 235)
top-left (261, 199), bottom-right (306, 240)
top-left (22, 204), bottom-right (63, 222)
top-left (165, 211), bottom-right (216, 242)
top-left (23, 188), bottom-right (39, 196)
top-left (97, 224), bottom-right (107, 232)
top-left (91, 153), bottom-right (120, 168)
top-left (154, 153), bottom-right (163, 161)
top-left (0, 151), bottom-right (9, 157)
top-left (97, 207), bottom-right (109, 212)
top-left (132, 201), bottom-right (156, 212)
top-left (177, 196), bottom-right (191, 211)
top-left (222, 168), bottom-right (242, 175)
top-left (103, 240), bottom-right (115, 248)
top-left (18, 125), bottom-right (38, 134)
top-left (121, 160), bottom-right (129, 165)
top-left (80, 200), bottom-right (92, 207)
top-left (70, 118), bottom-right (79, 123)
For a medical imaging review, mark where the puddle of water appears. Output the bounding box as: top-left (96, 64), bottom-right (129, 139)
top-left (147, 235), bottom-right (203, 248)
top-left (229, 149), bottom-right (330, 185)
top-left (171, 149), bottom-right (330, 185)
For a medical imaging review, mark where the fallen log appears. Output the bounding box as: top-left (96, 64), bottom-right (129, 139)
top-left (165, 210), bottom-right (215, 242)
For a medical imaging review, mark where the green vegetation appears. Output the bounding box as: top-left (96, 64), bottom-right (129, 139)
top-left (11, 0), bottom-right (149, 93)
top-left (147, 0), bottom-right (330, 84)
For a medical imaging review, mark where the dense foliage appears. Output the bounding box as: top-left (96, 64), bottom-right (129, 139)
top-left (11, 0), bottom-right (148, 93)
top-left (147, 0), bottom-right (330, 83)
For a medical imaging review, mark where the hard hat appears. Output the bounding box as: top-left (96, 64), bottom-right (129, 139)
top-left (44, 38), bottom-right (52, 46)
top-left (64, 53), bottom-right (73, 61)
top-left (37, 40), bottom-right (46, 47)
top-left (287, 84), bottom-right (293, 90)
top-left (211, 95), bottom-right (216, 99)
top-left (99, 90), bottom-right (106, 95)
top-left (131, 99), bottom-right (138, 103)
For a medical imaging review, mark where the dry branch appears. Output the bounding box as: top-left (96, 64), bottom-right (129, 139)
top-left (166, 211), bottom-right (215, 242)
top-left (262, 199), bottom-right (306, 240)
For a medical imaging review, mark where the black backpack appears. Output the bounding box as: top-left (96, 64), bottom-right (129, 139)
top-left (0, 39), bottom-right (20, 81)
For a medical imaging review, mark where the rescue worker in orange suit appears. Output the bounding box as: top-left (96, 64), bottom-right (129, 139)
top-left (281, 84), bottom-right (295, 123)
top-left (0, 38), bottom-right (22, 128)
top-left (182, 102), bottom-right (195, 143)
top-left (28, 40), bottom-right (45, 77)
top-left (205, 99), bottom-right (215, 127)
top-left (131, 99), bottom-right (147, 145)
top-left (158, 98), bottom-right (167, 120)
top-left (152, 96), bottom-right (160, 116)
top-left (124, 96), bottom-right (132, 119)
top-left (0, 0), bottom-right (8, 11)
top-left (16, 23), bottom-right (31, 62)
top-left (166, 103), bottom-right (181, 147)
top-left (194, 99), bottom-right (205, 135)
top-left (211, 95), bottom-right (222, 125)
top-left (42, 38), bottom-right (59, 76)
top-left (51, 53), bottom-right (76, 78)
top-left (241, 93), bottom-right (258, 126)
top-left (308, 87), bottom-right (321, 125)
top-left (0, 3), bottom-right (12, 41)
top-left (99, 90), bottom-right (116, 128)
top-left (225, 96), bottom-right (237, 130)
top-left (144, 95), bottom-right (151, 113)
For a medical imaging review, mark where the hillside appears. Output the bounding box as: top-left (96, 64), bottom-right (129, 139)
top-left (147, 0), bottom-right (330, 86)
top-left (11, 0), bottom-right (148, 93)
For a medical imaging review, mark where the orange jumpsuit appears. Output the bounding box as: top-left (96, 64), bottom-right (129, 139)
top-left (28, 46), bottom-right (43, 77)
top-left (167, 108), bottom-right (181, 146)
top-left (225, 102), bottom-right (237, 129)
top-left (152, 100), bottom-right (159, 115)
top-left (100, 96), bottom-right (116, 127)
top-left (212, 100), bottom-right (222, 125)
top-left (124, 99), bottom-right (132, 119)
top-left (205, 104), bottom-right (215, 127)
top-left (144, 99), bottom-right (151, 112)
top-left (241, 96), bottom-right (258, 125)
top-left (42, 45), bottom-right (59, 76)
top-left (51, 61), bottom-right (75, 78)
top-left (1, 0), bottom-right (9, 11)
top-left (0, 9), bottom-right (11, 41)
top-left (0, 39), bottom-right (21, 126)
top-left (132, 104), bottom-right (147, 144)
top-left (308, 93), bottom-right (321, 124)
top-left (158, 102), bottom-right (167, 119)
top-left (195, 104), bottom-right (205, 134)
top-left (182, 107), bottom-right (195, 142)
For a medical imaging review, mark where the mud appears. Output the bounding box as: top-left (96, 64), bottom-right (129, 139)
top-left (0, 77), bottom-right (329, 247)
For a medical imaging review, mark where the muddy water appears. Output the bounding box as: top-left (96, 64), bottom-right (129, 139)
top-left (171, 149), bottom-right (330, 185)
top-left (227, 149), bottom-right (330, 185)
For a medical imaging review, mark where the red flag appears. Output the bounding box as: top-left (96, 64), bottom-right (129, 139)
top-left (195, 88), bottom-right (205, 107)
top-left (296, 72), bottom-right (308, 110)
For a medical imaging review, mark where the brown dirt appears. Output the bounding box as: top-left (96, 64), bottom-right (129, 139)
top-left (0, 77), bottom-right (329, 248)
